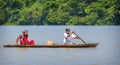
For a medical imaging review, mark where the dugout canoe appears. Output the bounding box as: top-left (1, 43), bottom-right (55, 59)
top-left (3, 43), bottom-right (99, 48)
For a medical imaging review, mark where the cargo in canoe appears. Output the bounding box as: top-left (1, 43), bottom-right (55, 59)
top-left (3, 43), bottom-right (99, 48)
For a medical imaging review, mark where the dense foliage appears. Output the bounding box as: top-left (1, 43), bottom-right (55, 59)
top-left (0, 0), bottom-right (120, 25)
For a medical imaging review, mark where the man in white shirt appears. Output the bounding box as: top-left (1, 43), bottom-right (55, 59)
top-left (63, 28), bottom-right (80, 45)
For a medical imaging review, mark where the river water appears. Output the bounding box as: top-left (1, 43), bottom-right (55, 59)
top-left (0, 26), bottom-right (120, 65)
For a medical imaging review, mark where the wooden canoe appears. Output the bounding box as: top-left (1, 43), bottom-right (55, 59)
top-left (3, 43), bottom-right (99, 48)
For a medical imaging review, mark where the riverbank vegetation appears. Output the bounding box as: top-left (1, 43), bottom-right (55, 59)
top-left (0, 0), bottom-right (120, 25)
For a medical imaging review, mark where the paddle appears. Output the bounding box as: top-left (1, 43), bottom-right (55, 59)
top-left (73, 31), bottom-right (87, 44)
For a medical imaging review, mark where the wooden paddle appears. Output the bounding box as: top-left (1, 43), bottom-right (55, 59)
top-left (73, 32), bottom-right (87, 44)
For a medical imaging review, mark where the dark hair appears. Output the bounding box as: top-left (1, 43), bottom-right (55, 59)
top-left (65, 28), bottom-right (70, 31)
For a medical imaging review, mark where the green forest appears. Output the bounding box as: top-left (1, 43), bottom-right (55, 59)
top-left (0, 0), bottom-right (120, 25)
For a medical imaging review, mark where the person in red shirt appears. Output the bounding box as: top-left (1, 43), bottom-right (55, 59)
top-left (16, 30), bottom-right (35, 45)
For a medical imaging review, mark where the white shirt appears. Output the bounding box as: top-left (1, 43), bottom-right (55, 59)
top-left (63, 33), bottom-right (76, 43)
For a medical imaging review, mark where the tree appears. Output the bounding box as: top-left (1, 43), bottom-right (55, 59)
top-left (0, 0), bottom-right (119, 25)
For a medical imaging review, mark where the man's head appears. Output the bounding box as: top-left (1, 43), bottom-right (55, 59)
top-left (22, 30), bottom-right (28, 35)
top-left (65, 28), bottom-right (70, 34)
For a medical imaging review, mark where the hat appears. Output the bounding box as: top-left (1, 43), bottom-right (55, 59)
top-left (22, 30), bottom-right (28, 33)
top-left (46, 40), bottom-right (54, 45)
